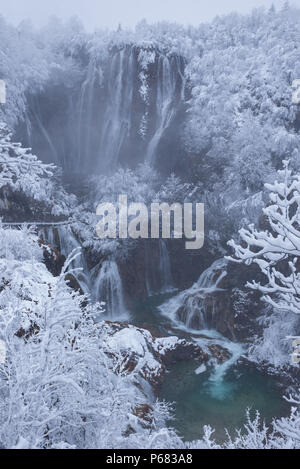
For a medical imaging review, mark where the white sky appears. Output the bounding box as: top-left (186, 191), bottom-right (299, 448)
top-left (0, 0), bottom-right (299, 31)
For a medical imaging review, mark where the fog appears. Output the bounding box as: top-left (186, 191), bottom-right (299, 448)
top-left (0, 0), bottom-right (295, 30)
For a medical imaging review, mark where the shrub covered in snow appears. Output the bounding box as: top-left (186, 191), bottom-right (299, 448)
top-left (0, 123), bottom-right (76, 217)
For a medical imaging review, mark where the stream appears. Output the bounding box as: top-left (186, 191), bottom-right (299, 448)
top-left (131, 293), bottom-right (291, 443)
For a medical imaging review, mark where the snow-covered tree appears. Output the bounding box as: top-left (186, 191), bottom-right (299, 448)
top-left (185, 5), bottom-right (300, 199)
top-left (0, 123), bottom-right (76, 217)
top-left (226, 161), bottom-right (300, 448)
top-left (228, 160), bottom-right (300, 316)
top-left (0, 223), bottom-right (181, 449)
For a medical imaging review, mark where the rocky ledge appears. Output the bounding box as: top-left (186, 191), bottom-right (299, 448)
top-left (100, 321), bottom-right (231, 394)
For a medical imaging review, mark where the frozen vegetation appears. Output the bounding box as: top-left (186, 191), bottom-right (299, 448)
top-left (0, 3), bottom-right (300, 449)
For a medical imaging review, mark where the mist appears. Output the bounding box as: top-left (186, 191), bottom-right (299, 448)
top-left (0, 0), bottom-right (293, 30)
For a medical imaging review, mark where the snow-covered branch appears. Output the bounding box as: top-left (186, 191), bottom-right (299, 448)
top-left (227, 160), bottom-right (300, 315)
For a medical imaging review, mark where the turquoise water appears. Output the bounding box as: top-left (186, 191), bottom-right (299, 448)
top-left (131, 293), bottom-right (291, 444)
top-left (160, 360), bottom-right (290, 443)
top-left (131, 292), bottom-right (178, 334)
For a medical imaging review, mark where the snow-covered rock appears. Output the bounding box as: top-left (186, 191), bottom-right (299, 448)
top-left (195, 364), bottom-right (207, 375)
top-left (100, 321), bottom-right (231, 392)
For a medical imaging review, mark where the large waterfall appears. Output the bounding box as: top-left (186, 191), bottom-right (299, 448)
top-left (21, 46), bottom-right (185, 173)
top-left (93, 260), bottom-right (129, 320)
top-left (159, 259), bottom-right (227, 330)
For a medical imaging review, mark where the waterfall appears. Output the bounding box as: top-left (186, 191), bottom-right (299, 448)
top-left (159, 259), bottom-right (227, 330)
top-left (30, 98), bottom-right (59, 165)
top-left (97, 48), bottom-right (185, 169)
top-left (159, 239), bottom-right (174, 293)
top-left (40, 227), bottom-right (128, 320)
top-left (93, 260), bottom-right (129, 320)
top-left (21, 46), bottom-right (185, 172)
top-left (193, 331), bottom-right (243, 399)
top-left (195, 258), bottom-right (227, 290)
top-left (41, 225), bottom-right (56, 247)
top-left (97, 48), bottom-right (135, 170)
top-left (145, 55), bottom-right (184, 166)
top-left (40, 225), bottom-right (91, 294)
top-left (77, 59), bottom-right (102, 168)
top-left (159, 258), bottom-right (242, 393)
top-left (208, 341), bottom-right (243, 395)
top-left (145, 240), bottom-right (174, 296)
top-left (57, 226), bottom-right (91, 294)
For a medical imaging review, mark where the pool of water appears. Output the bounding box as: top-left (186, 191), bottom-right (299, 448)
top-left (131, 293), bottom-right (291, 444)
top-left (159, 360), bottom-right (290, 443)
top-left (131, 292), bottom-right (177, 334)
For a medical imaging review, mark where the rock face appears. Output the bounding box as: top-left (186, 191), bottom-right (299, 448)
top-left (132, 403), bottom-right (155, 430)
top-left (41, 242), bottom-right (66, 277)
top-left (153, 336), bottom-right (210, 365)
top-left (100, 321), bottom-right (231, 393)
top-left (0, 186), bottom-right (52, 223)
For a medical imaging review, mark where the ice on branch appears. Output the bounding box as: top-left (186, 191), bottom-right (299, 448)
top-left (227, 160), bottom-right (300, 315)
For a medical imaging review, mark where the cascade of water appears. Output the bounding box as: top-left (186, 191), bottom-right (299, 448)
top-left (145, 242), bottom-right (155, 297)
top-left (145, 240), bottom-right (174, 296)
top-left (42, 225), bottom-right (91, 294)
top-left (159, 258), bottom-right (242, 392)
top-left (93, 260), bottom-right (129, 320)
top-left (159, 258), bottom-right (227, 329)
top-left (77, 59), bottom-right (101, 168)
top-left (23, 46), bottom-right (185, 172)
top-left (79, 47), bottom-right (185, 171)
top-left (40, 226), bottom-right (56, 247)
top-left (159, 239), bottom-right (174, 294)
top-left (196, 258), bottom-right (227, 290)
top-left (208, 341), bottom-right (243, 391)
top-left (192, 331), bottom-right (243, 399)
top-left (97, 48), bottom-right (135, 169)
top-left (30, 98), bottom-right (59, 165)
top-left (145, 55), bottom-right (183, 166)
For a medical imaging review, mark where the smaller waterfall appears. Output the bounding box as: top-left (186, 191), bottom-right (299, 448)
top-left (195, 258), bottom-right (226, 290)
top-left (77, 59), bottom-right (102, 168)
top-left (159, 259), bottom-right (227, 330)
top-left (145, 240), bottom-right (174, 296)
top-left (40, 225), bottom-right (91, 294)
top-left (193, 331), bottom-right (243, 400)
top-left (58, 226), bottom-right (91, 294)
top-left (159, 239), bottom-right (174, 294)
top-left (40, 226), bottom-right (56, 247)
top-left (159, 258), bottom-right (243, 395)
top-left (30, 98), bottom-right (59, 165)
top-left (145, 56), bottom-right (181, 166)
top-left (208, 341), bottom-right (243, 397)
top-left (93, 260), bottom-right (129, 320)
